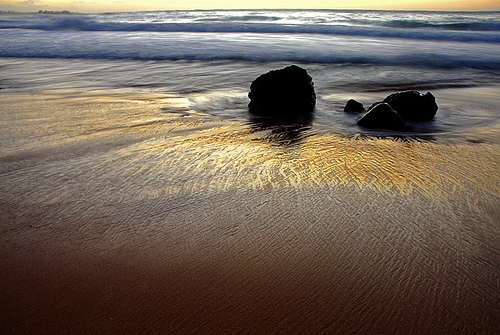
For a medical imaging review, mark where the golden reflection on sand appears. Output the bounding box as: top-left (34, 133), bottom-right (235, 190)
top-left (1, 89), bottom-right (499, 334)
top-left (1, 88), bottom-right (498, 199)
top-left (123, 121), bottom-right (499, 199)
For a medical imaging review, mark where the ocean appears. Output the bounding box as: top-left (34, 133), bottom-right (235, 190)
top-left (1, 9), bottom-right (500, 139)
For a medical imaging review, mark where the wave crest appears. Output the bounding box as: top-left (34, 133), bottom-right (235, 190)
top-left (1, 14), bottom-right (499, 42)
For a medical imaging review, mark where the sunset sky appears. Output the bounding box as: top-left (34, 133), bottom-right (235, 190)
top-left (1, 0), bottom-right (499, 12)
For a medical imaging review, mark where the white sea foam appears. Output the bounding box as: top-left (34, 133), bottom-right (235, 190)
top-left (1, 28), bottom-right (499, 69)
top-left (1, 10), bottom-right (499, 68)
top-left (1, 12), bottom-right (500, 42)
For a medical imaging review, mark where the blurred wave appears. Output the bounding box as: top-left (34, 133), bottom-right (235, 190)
top-left (1, 14), bottom-right (499, 42)
top-left (1, 29), bottom-right (499, 69)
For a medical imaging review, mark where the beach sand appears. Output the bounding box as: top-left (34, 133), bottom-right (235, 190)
top-left (1, 89), bottom-right (499, 334)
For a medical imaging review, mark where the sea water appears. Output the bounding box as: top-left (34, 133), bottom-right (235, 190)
top-left (1, 10), bottom-right (499, 138)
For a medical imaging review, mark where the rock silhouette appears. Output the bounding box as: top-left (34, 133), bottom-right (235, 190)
top-left (383, 90), bottom-right (438, 121)
top-left (357, 103), bottom-right (409, 131)
top-left (248, 65), bottom-right (316, 117)
top-left (344, 99), bottom-right (366, 113)
top-left (350, 90), bottom-right (438, 131)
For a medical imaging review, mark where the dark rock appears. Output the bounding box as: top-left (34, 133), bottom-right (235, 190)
top-left (248, 65), bottom-right (316, 117)
top-left (367, 100), bottom-right (383, 112)
top-left (351, 90), bottom-right (438, 131)
top-left (383, 90), bottom-right (438, 121)
top-left (357, 103), bottom-right (409, 131)
top-left (344, 99), bottom-right (365, 113)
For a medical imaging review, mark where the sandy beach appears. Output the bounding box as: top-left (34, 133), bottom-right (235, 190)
top-left (1, 88), bottom-right (499, 334)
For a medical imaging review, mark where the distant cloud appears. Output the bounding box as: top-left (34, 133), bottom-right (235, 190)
top-left (19, 0), bottom-right (40, 4)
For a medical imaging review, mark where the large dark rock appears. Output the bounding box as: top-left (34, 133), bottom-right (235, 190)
top-left (357, 103), bottom-right (409, 131)
top-left (248, 65), bottom-right (316, 117)
top-left (383, 90), bottom-right (438, 121)
top-left (344, 99), bottom-right (365, 113)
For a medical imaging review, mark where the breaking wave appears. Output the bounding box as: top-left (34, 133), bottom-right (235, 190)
top-left (1, 13), bottom-right (500, 42)
top-left (1, 10), bottom-right (499, 68)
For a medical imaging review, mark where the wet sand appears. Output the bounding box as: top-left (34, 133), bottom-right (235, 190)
top-left (1, 89), bottom-right (499, 334)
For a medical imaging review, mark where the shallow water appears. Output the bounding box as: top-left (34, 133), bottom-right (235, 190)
top-left (1, 58), bottom-right (500, 141)
top-left (1, 9), bottom-right (500, 140)
top-left (0, 88), bottom-right (499, 334)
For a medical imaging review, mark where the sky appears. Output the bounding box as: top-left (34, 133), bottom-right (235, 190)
top-left (1, 0), bottom-right (499, 12)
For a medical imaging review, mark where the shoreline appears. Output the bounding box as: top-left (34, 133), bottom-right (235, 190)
top-left (1, 88), bottom-right (499, 334)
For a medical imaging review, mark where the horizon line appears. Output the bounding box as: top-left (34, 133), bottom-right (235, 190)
top-left (2, 8), bottom-right (500, 14)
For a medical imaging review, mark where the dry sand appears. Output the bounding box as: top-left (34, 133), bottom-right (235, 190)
top-left (1, 89), bottom-right (499, 334)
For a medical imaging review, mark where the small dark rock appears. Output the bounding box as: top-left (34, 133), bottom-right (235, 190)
top-left (344, 99), bottom-right (365, 113)
top-left (383, 90), bottom-right (438, 121)
top-left (248, 65), bottom-right (316, 117)
top-left (367, 100), bottom-right (383, 112)
top-left (357, 103), bottom-right (409, 131)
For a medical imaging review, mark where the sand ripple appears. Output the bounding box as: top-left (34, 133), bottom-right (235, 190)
top-left (0, 90), bottom-right (499, 334)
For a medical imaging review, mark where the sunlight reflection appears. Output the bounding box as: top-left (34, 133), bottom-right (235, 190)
top-left (1, 89), bottom-right (498, 202)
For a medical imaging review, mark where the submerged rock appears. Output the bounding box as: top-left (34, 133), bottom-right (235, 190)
top-left (344, 99), bottom-right (365, 113)
top-left (248, 65), bottom-right (316, 117)
top-left (357, 103), bottom-right (409, 131)
top-left (383, 90), bottom-right (438, 121)
top-left (352, 90), bottom-right (438, 131)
